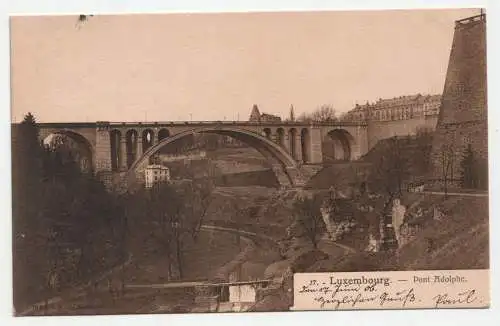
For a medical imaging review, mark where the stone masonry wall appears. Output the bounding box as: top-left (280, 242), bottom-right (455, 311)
top-left (429, 15), bottom-right (487, 187)
top-left (367, 116), bottom-right (438, 150)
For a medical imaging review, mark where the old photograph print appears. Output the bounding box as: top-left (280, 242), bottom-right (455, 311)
top-left (10, 8), bottom-right (488, 315)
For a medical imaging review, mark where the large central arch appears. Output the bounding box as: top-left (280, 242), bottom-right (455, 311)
top-left (126, 126), bottom-right (304, 188)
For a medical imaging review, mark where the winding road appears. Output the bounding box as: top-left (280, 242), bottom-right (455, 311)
top-left (17, 223), bottom-right (353, 316)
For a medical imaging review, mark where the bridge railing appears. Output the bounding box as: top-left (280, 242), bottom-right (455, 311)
top-left (104, 120), bottom-right (367, 127)
top-left (34, 120), bottom-right (368, 129)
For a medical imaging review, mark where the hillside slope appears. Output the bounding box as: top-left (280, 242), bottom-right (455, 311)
top-left (397, 195), bottom-right (488, 270)
top-left (306, 135), bottom-right (432, 191)
top-left (360, 135), bottom-right (432, 177)
top-left (309, 194), bottom-right (488, 272)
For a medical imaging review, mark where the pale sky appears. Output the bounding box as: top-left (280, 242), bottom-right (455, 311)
top-left (10, 8), bottom-right (480, 123)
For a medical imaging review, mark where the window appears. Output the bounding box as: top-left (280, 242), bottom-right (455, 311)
top-left (219, 286), bottom-right (230, 302)
top-left (455, 83), bottom-right (465, 96)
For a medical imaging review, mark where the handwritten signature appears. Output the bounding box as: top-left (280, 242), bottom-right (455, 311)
top-left (432, 290), bottom-right (477, 308)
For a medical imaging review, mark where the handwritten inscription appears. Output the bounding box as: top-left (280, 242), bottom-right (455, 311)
top-left (432, 290), bottom-right (477, 308)
top-left (299, 280), bottom-right (417, 309)
top-left (293, 270), bottom-right (489, 311)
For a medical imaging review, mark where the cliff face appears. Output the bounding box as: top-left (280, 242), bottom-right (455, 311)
top-left (429, 14), bottom-right (488, 188)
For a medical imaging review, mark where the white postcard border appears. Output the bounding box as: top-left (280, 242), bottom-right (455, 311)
top-left (1, 1), bottom-right (498, 326)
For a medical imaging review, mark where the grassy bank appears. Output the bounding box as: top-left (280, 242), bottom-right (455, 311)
top-left (308, 194), bottom-right (489, 272)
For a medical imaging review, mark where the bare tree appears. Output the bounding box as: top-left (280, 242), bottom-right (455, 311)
top-left (439, 143), bottom-right (456, 198)
top-left (288, 105), bottom-right (296, 122)
top-left (297, 105), bottom-right (338, 123)
top-left (189, 179), bottom-right (215, 240)
top-left (414, 128), bottom-right (434, 174)
top-left (368, 137), bottom-right (410, 198)
top-left (183, 161), bottom-right (217, 240)
top-left (293, 195), bottom-right (324, 249)
top-left (148, 183), bottom-right (182, 279)
top-left (311, 105), bottom-right (338, 122)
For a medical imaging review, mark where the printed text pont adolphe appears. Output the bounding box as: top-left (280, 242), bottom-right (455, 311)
top-left (291, 270), bottom-right (489, 311)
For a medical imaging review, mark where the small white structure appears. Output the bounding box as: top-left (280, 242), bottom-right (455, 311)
top-left (320, 206), bottom-right (336, 240)
top-left (228, 280), bottom-right (257, 304)
top-left (365, 233), bottom-right (381, 252)
top-left (391, 198), bottom-right (406, 246)
top-left (144, 164), bottom-right (170, 188)
top-left (217, 262), bottom-right (268, 312)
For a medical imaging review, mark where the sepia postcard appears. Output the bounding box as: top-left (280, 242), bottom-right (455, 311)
top-left (10, 8), bottom-right (489, 316)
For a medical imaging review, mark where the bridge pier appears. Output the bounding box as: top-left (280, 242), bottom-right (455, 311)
top-left (284, 132), bottom-right (291, 152)
top-left (294, 132), bottom-right (303, 163)
top-left (95, 123), bottom-right (112, 173)
top-left (120, 138), bottom-right (128, 171)
top-left (136, 135), bottom-right (143, 158)
top-left (308, 127), bottom-right (323, 164)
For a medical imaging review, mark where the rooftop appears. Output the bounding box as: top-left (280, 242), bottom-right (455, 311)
top-left (346, 94), bottom-right (441, 115)
top-left (455, 13), bottom-right (486, 27)
top-left (375, 94), bottom-right (440, 106)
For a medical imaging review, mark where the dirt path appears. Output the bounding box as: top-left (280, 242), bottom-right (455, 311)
top-left (423, 191), bottom-right (488, 197)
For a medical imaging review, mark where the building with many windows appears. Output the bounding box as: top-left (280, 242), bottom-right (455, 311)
top-left (341, 94), bottom-right (441, 148)
top-left (342, 94), bottom-right (441, 122)
top-left (144, 164), bottom-right (170, 188)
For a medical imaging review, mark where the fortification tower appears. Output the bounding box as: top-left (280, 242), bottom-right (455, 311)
top-left (429, 13), bottom-right (487, 189)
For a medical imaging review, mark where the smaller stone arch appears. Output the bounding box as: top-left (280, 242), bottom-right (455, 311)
top-left (110, 129), bottom-right (122, 172)
top-left (289, 128), bottom-right (297, 159)
top-left (263, 128), bottom-right (271, 139)
top-left (301, 128), bottom-right (310, 163)
top-left (322, 129), bottom-right (355, 162)
top-left (42, 130), bottom-right (95, 173)
top-left (142, 129), bottom-right (155, 153)
top-left (158, 128), bottom-right (170, 141)
top-left (126, 129), bottom-right (138, 169)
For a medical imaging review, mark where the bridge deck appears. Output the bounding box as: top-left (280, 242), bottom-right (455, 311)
top-left (27, 120), bottom-right (367, 128)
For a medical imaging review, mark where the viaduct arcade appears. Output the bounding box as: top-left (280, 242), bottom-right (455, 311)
top-left (36, 120), bottom-right (369, 188)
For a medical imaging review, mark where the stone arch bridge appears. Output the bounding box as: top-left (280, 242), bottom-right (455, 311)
top-left (36, 121), bottom-right (369, 189)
